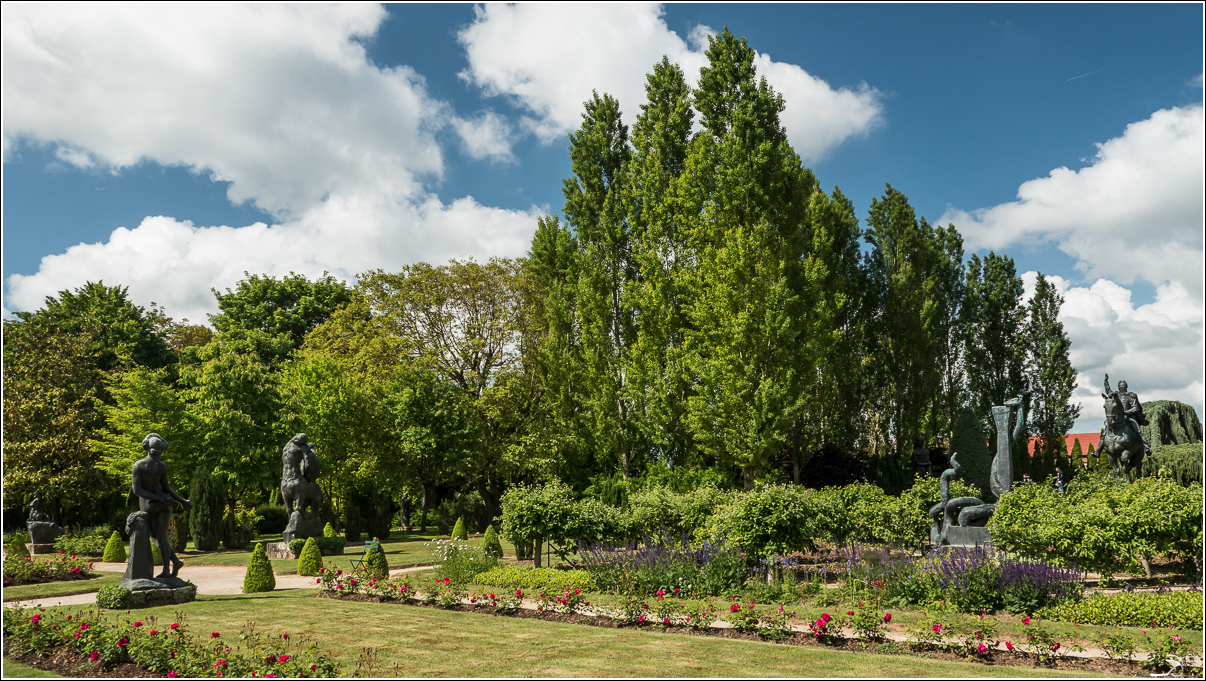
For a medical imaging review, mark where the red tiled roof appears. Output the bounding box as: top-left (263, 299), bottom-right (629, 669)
top-left (1028, 432), bottom-right (1100, 456)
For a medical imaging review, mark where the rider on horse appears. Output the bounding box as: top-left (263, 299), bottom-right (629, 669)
top-left (1103, 375), bottom-right (1151, 455)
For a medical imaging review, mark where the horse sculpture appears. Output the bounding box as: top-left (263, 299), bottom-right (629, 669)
top-left (1095, 391), bottom-right (1147, 482)
top-left (281, 433), bottom-right (323, 541)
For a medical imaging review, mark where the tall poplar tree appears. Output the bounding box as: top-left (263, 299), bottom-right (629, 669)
top-left (563, 92), bottom-right (641, 478)
top-left (962, 252), bottom-right (1029, 477)
top-left (680, 29), bottom-right (817, 488)
top-left (1026, 273), bottom-right (1080, 477)
top-left (863, 186), bottom-right (950, 455)
top-left (623, 57), bottom-right (696, 468)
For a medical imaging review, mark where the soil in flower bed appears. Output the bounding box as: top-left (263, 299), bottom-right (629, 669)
top-left (3, 638), bottom-right (158, 678)
top-left (315, 591), bottom-right (1159, 677)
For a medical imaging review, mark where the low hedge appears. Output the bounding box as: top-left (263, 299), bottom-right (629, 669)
top-left (287, 536), bottom-right (345, 557)
top-left (54, 532), bottom-right (108, 556)
top-left (474, 565), bottom-right (595, 593)
top-left (1037, 591), bottom-right (1202, 629)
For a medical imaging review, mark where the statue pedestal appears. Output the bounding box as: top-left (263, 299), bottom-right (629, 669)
top-left (27, 543), bottom-right (58, 555)
top-left (265, 542), bottom-right (293, 560)
top-left (128, 584), bottom-right (196, 608)
top-left (939, 526), bottom-right (992, 547)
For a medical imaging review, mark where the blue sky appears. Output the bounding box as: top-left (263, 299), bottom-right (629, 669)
top-left (3, 4), bottom-right (1202, 431)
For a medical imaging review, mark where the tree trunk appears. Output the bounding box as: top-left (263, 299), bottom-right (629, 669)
top-left (419, 488), bottom-right (431, 533)
top-left (534, 535), bottom-right (543, 568)
top-left (742, 466), bottom-right (755, 491)
top-left (398, 494), bottom-right (411, 531)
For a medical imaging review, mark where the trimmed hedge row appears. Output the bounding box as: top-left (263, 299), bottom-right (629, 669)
top-left (1038, 591), bottom-right (1202, 629)
top-left (287, 536), bottom-right (345, 557)
top-left (501, 477), bottom-right (982, 559)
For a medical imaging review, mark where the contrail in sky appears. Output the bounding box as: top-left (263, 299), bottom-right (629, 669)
top-left (1067, 67), bottom-right (1109, 82)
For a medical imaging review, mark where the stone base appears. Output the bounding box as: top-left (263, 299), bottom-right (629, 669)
top-left (122, 574), bottom-right (190, 591)
top-left (128, 584), bottom-right (196, 608)
top-left (265, 542), bottom-right (293, 560)
top-left (28, 543), bottom-right (58, 555)
top-left (940, 525), bottom-right (993, 547)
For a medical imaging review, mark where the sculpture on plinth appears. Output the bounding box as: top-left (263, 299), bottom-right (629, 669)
top-left (911, 436), bottom-right (932, 477)
top-left (1095, 374), bottom-right (1150, 482)
top-left (25, 492), bottom-right (63, 548)
top-left (122, 433), bottom-right (193, 591)
top-left (930, 396), bottom-right (1024, 546)
top-left (281, 433), bottom-right (324, 542)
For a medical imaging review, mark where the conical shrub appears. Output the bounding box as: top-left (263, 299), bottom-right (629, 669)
top-left (323, 522), bottom-right (337, 538)
top-left (363, 538), bottom-right (389, 579)
top-left (451, 517), bottom-right (468, 541)
top-left (297, 537), bottom-right (323, 576)
top-left (102, 531), bottom-right (126, 563)
top-left (8, 535), bottom-right (31, 559)
top-left (243, 542), bottom-right (276, 593)
top-left (482, 525), bottom-right (503, 559)
top-left (149, 539), bottom-right (163, 566)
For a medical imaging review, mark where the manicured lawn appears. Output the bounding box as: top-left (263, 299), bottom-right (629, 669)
top-left (178, 530), bottom-right (516, 574)
top-left (9, 590), bottom-right (1109, 677)
top-left (2, 572), bottom-right (124, 603)
top-left (0, 657), bottom-right (61, 678)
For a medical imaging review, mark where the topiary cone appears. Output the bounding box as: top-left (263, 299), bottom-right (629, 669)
top-left (482, 525), bottom-right (503, 559)
top-left (323, 522), bottom-right (336, 538)
top-left (149, 539), bottom-right (163, 566)
top-left (8, 535), bottom-right (31, 559)
top-left (451, 517), bottom-right (468, 541)
top-left (297, 537), bottom-right (323, 576)
top-left (243, 542), bottom-right (277, 593)
top-left (365, 537), bottom-right (389, 579)
top-left (102, 531), bottom-right (126, 563)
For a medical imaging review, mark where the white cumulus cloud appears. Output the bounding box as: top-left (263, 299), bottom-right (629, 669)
top-left (1022, 272), bottom-right (1204, 435)
top-left (942, 103), bottom-right (1204, 295)
top-left (3, 4), bottom-right (539, 322)
top-left (457, 4), bottom-right (882, 162)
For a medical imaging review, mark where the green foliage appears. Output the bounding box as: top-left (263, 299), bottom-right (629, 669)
top-left (482, 525), bottom-right (503, 559)
top-left (1038, 591), bottom-right (1202, 629)
top-left (209, 272), bottom-right (352, 365)
top-left (429, 537), bottom-right (497, 584)
top-left (102, 531), bottom-right (126, 563)
top-left (991, 473), bottom-right (1203, 576)
top-left (7, 535), bottom-right (31, 559)
top-left (149, 539), bottom-right (163, 566)
top-left (3, 554), bottom-right (94, 585)
top-left (380, 365), bottom-right (477, 532)
top-left (14, 281), bottom-right (172, 372)
top-left (363, 538), bottom-right (390, 579)
top-left (1143, 442), bottom-right (1203, 486)
top-left (451, 517), bottom-right (468, 541)
top-left (242, 542), bottom-right (276, 593)
top-left (286, 536), bottom-right (344, 557)
top-left (255, 504), bottom-right (289, 534)
top-left (54, 531), bottom-right (108, 556)
top-left (474, 565), bottom-right (596, 593)
top-left (2, 318), bottom-right (113, 525)
top-left (1025, 273), bottom-right (1080, 480)
top-left (899, 475), bottom-right (982, 527)
top-left (323, 522), bottom-right (336, 538)
top-left (188, 470), bottom-right (225, 552)
top-left (1141, 399), bottom-right (1205, 447)
top-left (950, 408), bottom-right (992, 498)
top-left (296, 537), bottom-right (323, 576)
top-left (95, 585), bottom-right (132, 609)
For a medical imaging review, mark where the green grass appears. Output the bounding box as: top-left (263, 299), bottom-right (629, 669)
top-left (1, 657), bottom-right (62, 678)
top-left (10, 590), bottom-right (1109, 677)
top-left (178, 530), bottom-right (516, 574)
top-left (2, 572), bottom-right (124, 603)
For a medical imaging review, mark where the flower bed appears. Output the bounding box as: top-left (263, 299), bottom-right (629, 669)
top-left (2, 554), bottom-right (95, 587)
top-left (2, 605), bottom-right (339, 678)
top-left (312, 563), bottom-right (1200, 676)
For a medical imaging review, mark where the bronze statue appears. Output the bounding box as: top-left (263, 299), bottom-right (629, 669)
top-left (26, 492), bottom-right (63, 546)
top-left (281, 433), bottom-right (324, 542)
top-left (130, 433), bottom-right (192, 579)
top-left (911, 436), bottom-right (932, 476)
top-left (1096, 374), bottom-right (1149, 481)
